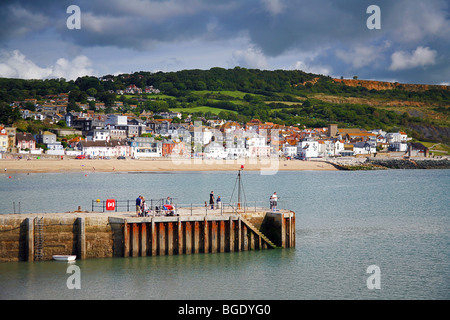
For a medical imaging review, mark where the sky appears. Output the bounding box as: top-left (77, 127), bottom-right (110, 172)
top-left (0, 0), bottom-right (449, 85)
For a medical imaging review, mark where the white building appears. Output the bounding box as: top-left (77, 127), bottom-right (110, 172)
top-left (297, 138), bottom-right (319, 159)
top-left (318, 139), bottom-right (345, 157)
top-left (46, 142), bottom-right (64, 154)
top-left (333, 140), bottom-right (345, 156)
top-left (247, 134), bottom-right (270, 158)
top-left (353, 142), bottom-right (377, 155)
top-left (204, 142), bottom-right (227, 159)
top-left (0, 127), bottom-right (8, 152)
top-left (390, 141), bottom-right (408, 152)
top-left (78, 140), bottom-right (130, 158)
top-left (105, 115), bottom-right (128, 127)
top-left (226, 144), bottom-right (248, 159)
top-left (86, 129), bottom-right (110, 142)
top-left (370, 129), bottom-right (387, 137)
top-left (193, 127), bottom-right (214, 145)
top-left (129, 137), bottom-right (162, 158)
top-left (282, 144), bottom-right (298, 158)
top-left (386, 131), bottom-right (408, 144)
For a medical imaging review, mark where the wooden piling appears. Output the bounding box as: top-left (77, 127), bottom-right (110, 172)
top-left (194, 221), bottom-right (200, 254)
top-left (219, 221), bottom-right (225, 253)
top-left (211, 221), bottom-right (217, 253)
top-left (140, 223), bottom-right (147, 257)
top-left (177, 218), bottom-right (183, 255)
top-left (132, 223), bottom-right (139, 257)
top-left (151, 219), bottom-right (157, 256)
top-left (229, 216), bottom-right (234, 252)
top-left (123, 220), bottom-right (129, 257)
top-left (158, 223), bottom-right (165, 256)
top-left (185, 221), bottom-right (192, 254)
top-left (203, 218), bottom-right (209, 253)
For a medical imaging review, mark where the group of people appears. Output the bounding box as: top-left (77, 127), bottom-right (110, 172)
top-left (135, 195), bottom-right (148, 217)
top-left (134, 191), bottom-right (278, 216)
top-left (135, 195), bottom-right (177, 217)
top-left (208, 191), bottom-right (222, 209)
top-left (270, 192), bottom-right (278, 211)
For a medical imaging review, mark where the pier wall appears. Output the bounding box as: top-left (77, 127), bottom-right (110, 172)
top-left (0, 210), bottom-right (295, 262)
top-left (0, 215), bottom-right (114, 262)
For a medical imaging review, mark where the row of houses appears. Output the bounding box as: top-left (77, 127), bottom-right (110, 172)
top-left (1, 116), bottom-right (431, 159)
top-left (280, 124), bottom-right (428, 159)
top-left (14, 85), bottom-right (162, 122)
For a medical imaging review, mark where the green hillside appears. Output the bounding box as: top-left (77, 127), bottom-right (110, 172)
top-left (0, 67), bottom-right (448, 142)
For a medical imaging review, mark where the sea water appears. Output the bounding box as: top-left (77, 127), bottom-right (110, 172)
top-left (0, 169), bottom-right (449, 299)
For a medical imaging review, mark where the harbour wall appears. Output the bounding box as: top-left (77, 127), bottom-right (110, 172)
top-left (0, 210), bottom-right (295, 262)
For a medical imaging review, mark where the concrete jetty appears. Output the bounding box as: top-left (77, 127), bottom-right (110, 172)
top-left (0, 207), bottom-right (295, 262)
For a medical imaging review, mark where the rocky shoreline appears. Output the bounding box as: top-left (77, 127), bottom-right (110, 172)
top-left (368, 159), bottom-right (450, 170)
top-left (330, 158), bottom-right (450, 170)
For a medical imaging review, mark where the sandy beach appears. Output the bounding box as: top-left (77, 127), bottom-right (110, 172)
top-left (0, 158), bottom-right (337, 174)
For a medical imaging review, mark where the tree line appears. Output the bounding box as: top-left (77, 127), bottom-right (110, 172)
top-left (0, 68), bottom-right (448, 141)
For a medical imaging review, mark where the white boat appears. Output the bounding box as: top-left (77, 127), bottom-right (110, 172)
top-left (52, 255), bottom-right (77, 262)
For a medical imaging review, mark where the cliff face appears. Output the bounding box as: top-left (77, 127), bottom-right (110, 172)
top-left (409, 124), bottom-right (450, 143)
top-left (332, 79), bottom-right (450, 92)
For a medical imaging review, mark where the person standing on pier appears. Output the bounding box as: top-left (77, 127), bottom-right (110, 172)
top-left (136, 195), bottom-right (142, 216)
top-left (216, 195), bottom-right (221, 209)
top-left (270, 192), bottom-right (278, 211)
top-left (210, 191), bottom-right (215, 209)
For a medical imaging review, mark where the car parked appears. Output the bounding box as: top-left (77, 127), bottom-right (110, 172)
top-left (75, 154), bottom-right (86, 159)
top-left (117, 156), bottom-right (126, 160)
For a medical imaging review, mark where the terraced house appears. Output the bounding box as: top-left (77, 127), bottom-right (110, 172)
top-left (16, 132), bottom-right (36, 151)
top-left (77, 140), bottom-right (130, 158)
top-left (0, 126), bottom-right (8, 152)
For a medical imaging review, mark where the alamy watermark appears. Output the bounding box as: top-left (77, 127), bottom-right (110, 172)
top-left (66, 4), bottom-right (381, 30)
top-left (66, 265), bottom-right (81, 289)
top-left (367, 5), bottom-right (381, 30)
top-left (366, 265), bottom-right (381, 290)
top-left (66, 5), bottom-right (81, 30)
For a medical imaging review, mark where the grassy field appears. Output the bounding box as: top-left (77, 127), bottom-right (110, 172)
top-left (117, 94), bottom-right (176, 100)
top-left (189, 90), bottom-right (261, 99)
top-left (417, 141), bottom-right (450, 156)
top-left (169, 106), bottom-right (237, 115)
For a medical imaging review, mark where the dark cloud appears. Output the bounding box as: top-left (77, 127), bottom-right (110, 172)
top-left (0, 0), bottom-right (449, 84)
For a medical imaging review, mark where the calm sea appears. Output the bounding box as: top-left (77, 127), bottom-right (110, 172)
top-left (0, 169), bottom-right (449, 300)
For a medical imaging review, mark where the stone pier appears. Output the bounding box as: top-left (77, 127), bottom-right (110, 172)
top-left (0, 208), bottom-right (295, 262)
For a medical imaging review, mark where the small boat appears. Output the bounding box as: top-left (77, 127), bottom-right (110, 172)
top-left (52, 255), bottom-right (77, 262)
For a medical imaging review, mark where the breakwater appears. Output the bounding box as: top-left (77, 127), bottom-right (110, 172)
top-left (368, 159), bottom-right (450, 169)
top-left (0, 209), bottom-right (295, 262)
top-left (329, 158), bottom-right (450, 170)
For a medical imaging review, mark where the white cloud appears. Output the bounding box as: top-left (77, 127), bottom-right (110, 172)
top-left (260, 0), bottom-right (286, 15)
top-left (335, 45), bottom-right (387, 69)
top-left (52, 56), bottom-right (95, 80)
top-left (0, 50), bottom-right (52, 79)
top-left (230, 47), bottom-right (269, 69)
top-left (391, 1), bottom-right (450, 43)
top-left (0, 50), bottom-right (95, 80)
top-left (389, 46), bottom-right (437, 71)
top-left (289, 60), bottom-right (331, 76)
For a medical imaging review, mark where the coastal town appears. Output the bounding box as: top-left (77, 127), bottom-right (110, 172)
top-left (0, 86), bottom-right (439, 162)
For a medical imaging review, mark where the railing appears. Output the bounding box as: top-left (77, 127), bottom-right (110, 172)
top-left (12, 202), bottom-right (21, 214)
top-left (91, 199), bottom-right (289, 215)
top-left (91, 198), bottom-right (179, 213)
